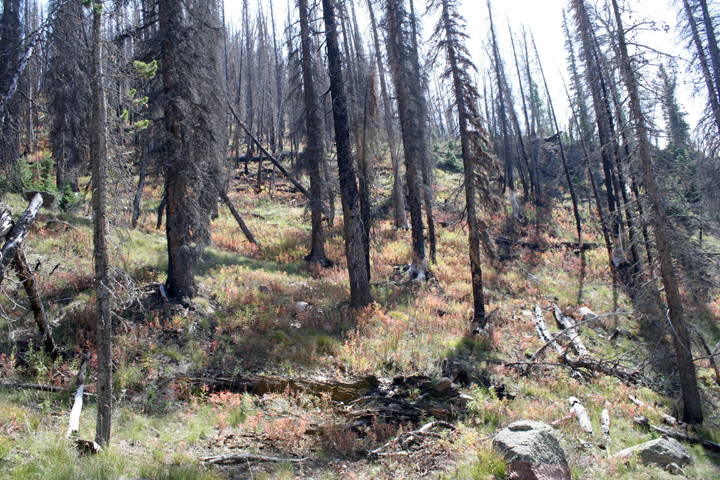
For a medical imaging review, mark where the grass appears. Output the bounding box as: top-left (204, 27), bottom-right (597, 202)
top-left (0, 162), bottom-right (719, 479)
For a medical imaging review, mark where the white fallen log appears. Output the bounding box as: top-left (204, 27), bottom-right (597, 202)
top-left (553, 304), bottom-right (589, 358)
top-left (534, 305), bottom-right (563, 355)
top-left (601, 406), bottom-right (611, 452)
top-left (628, 395), bottom-right (644, 407)
top-left (569, 396), bottom-right (593, 436)
top-left (66, 351), bottom-right (91, 437)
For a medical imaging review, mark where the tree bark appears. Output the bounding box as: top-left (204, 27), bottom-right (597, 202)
top-left (438, 0), bottom-right (486, 328)
top-left (684, 0), bottom-right (720, 136)
top-left (90, 0), bottom-right (112, 445)
top-left (385, 0), bottom-right (428, 280)
top-left (367, 0), bottom-right (408, 230)
top-left (298, 0), bottom-right (330, 267)
top-left (611, 0), bottom-right (703, 424)
top-left (320, 0), bottom-right (372, 308)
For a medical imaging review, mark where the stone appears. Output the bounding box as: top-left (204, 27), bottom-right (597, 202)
top-left (666, 463), bottom-right (684, 475)
top-left (492, 420), bottom-right (571, 480)
top-left (295, 301), bottom-right (309, 313)
top-left (614, 437), bottom-right (692, 467)
top-left (434, 377), bottom-right (454, 392)
top-left (24, 190), bottom-right (55, 208)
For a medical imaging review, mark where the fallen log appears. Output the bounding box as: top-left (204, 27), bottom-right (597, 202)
top-left (199, 453), bottom-right (308, 465)
top-left (0, 382), bottom-right (65, 393)
top-left (181, 374), bottom-right (380, 404)
top-left (227, 101), bottom-right (310, 199)
top-left (601, 406), bottom-right (611, 452)
top-left (66, 351), bottom-right (91, 437)
top-left (219, 190), bottom-right (259, 245)
top-left (530, 305), bottom-right (564, 364)
top-left (633, 416), bottom-right (720, 453)
top-left (0, 193), bottom-right (42, 285)
top-left (553, 305), bottom-right (589, 358)
top-left (569, 396), bottom-right (594, 436)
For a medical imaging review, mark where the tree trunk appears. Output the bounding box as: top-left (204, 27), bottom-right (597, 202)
top-left (611, 0), bottom-right (703, 424)
top-left (90, 0), bottom-right (112, 445)
top-left (438, 0), bottom-right (486, 328)
top-left (385, 0), bottom-right (428, 280)
top-left (367, 0), bottom-right (408, 230)
top-left (684, 0), bottom-right (720, 136)
top-left (298, 0), bottom-right (330, 267)
top-left (320, 0), bottom-right (372, 308)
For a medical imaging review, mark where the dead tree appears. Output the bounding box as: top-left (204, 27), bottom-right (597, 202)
top-left (434, 0), bottom-right (494, 329)
top-left (298, 0), bottom-right (331, 267)
top-left (384, 0), bottom-right (430, 281)
top-left (611, 0), bottom-right (703, 424)
top-left (89, 0), bottom-right (112, 446)
top-left (320, 0), bottom-right (372, 308)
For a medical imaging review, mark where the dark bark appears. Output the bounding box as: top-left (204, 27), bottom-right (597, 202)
top-left (90, 0), bottom-right (112, 445)
top-left (385, 0), bottom-right (428, 280)
top-left (438, 0), bottom-right (486, 327)
top-left (368, 0), bottom-right (407, 230)
top-left (320, 0), bottom-right (372, 308)
top-left (131, 137), bottom-right (147, 228)
top-left (13, 250), bottom-right (56, 358)
top-left (298, 0), bottom-right (330, 267)
top-left (612, 0), bottom-right (703, 424)
top-left (684, 0), bottom-right (720, 136)
top-left (532, 36), bottom-right (582, 247)
top-left (219, 189), bottom-right (259, 246)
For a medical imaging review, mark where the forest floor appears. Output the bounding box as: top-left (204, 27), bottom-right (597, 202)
top-left (1, 159), bottom-right (720, 479)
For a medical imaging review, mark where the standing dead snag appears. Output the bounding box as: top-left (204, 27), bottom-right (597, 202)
top-left (611, 0), bottom-right (703, 425)
top-left (433, 0), bottom-right (495, 329)
top-left (0, 195), bottom-right (56, 357)
top-left (320, 0), bottom-right (372, 308)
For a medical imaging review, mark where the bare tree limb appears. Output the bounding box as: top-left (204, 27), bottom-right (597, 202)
top-left (199, 453), bottom-right (308, 465)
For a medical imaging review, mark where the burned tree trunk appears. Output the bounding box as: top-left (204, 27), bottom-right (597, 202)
top-left (321, 0), bottom-right (372, 308)
top-left (90, 0), bottom-right (112, 446)
top-left (298, 0), bottom-right (331, 267)
top-left (385, 0), bottom-right (429, 281)
top-left (611, 0), bottom-right (703, 424)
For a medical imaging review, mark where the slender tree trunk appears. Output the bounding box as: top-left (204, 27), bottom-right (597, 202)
top-left (408, 0), bottom-right (436, 265)
top-left (699, 0), bottom-right (720, 108)
top-left (385, 0), bottom-right (429, 280)
top-left (298, 0), bottom-right (330, 267)
top-left (684, 0), bottom-right (720, 136)
top-left (90, 0), bottom-right (112, 446)
top-left (368, 0), bottom-right (407, 229)
top-left (320, 0), bottom-right (371, 308)
top-left (611, 0), bottom-right (703, 424)
top-left (131, 135), bottom-right (148, 228)
top-left (533, 36), bottom-right (582, 247)
top-left (439, 0), bottom-right (486, 328)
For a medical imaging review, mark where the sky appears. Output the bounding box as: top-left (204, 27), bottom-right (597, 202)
top-left (223, 0), bottom-right (698, 138)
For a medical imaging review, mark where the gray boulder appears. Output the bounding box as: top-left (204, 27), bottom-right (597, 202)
top-left (492, 420), bottom-right (571, 480)
top-left (24, 190), bottom-right (55, 208)
top-left (614, 436), bottom-right (692, 467)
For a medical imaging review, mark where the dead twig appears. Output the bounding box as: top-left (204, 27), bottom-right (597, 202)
top-left (199, 453), bottom-right (308, 465)
top-left (368, 420), bottom-right (455, 456)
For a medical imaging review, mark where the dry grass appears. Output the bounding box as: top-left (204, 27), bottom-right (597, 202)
top-left (0, 161), bottom-right (719, 479)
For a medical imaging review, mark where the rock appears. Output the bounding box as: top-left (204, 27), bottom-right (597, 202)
top-left (492, 420), bottom-right (571, 480)
top-left (434, 377), bottom-right (454, 392)
top-left (614, 437), bottom-right (692, 467)
top-left (295, 301), bottom-right (309, 313)
top-left (666, 463), bottom-right (684, 475)
top-left (24, 190), bottom-right (55, 208)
